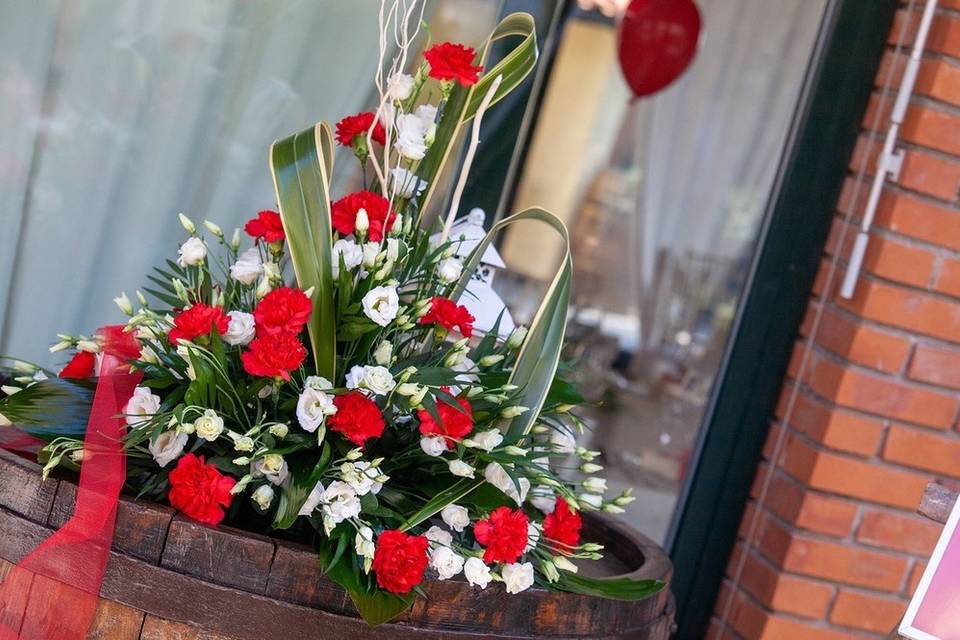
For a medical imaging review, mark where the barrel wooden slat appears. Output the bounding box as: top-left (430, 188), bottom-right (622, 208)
top-left (0, 448), bottom-right (674, 639)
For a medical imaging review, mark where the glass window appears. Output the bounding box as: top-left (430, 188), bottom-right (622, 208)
top-left (497, 1), bottom-right (829, 543)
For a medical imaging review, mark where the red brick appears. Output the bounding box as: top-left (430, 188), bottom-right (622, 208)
top-left (735, 546), bottom-right (835, 619)
top-left (884, 425), bottom-right (960, 479)
top-left (805, 356), bottom-right (959, 429)
top-left (763, 614), bottom-right (859, 640)
top-left (756, 516), bottom-right (907, 591)
top-left (781, 435), bottom-right (928, 509)
top-left (829, 590), bottom-right (907, 634)
top-left (930, 11), bottom-right (960, 58)
top-left (908, 342), bottom-right (960, 390)
top-left (838, 279), bottom-right (960, 346)
top-left (781, 534), bottom-right (908, 592)
top-left (826, 217), bottom-right (938, 289)
top-left (935, 258), bottom-right (960, 299)
top-left (874, 190), bottom-right (960, 252)
top-left (902, 104), bottom-right (960, 156)
top-left (807, 304), bottom-right (913, 374)
top-left (777, 384), bottom-right (886, 456)
top-left (900, 149), bottom-right (960, 201)
top-left (857, 508), bottom-right (943, 556)
top-left (757, 467), bottom-right (858, 536)
top-left (917, 56), bottom-right (960, 108)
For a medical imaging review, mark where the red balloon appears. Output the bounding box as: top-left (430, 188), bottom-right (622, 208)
top-left (618, 0), bottom-right (702, 98)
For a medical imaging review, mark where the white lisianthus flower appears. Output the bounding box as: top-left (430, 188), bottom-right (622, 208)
top-left (425, 525), bottom-right (453, 546)
top-left (448, 459), bottom-right (476, 478)
top-left (229, 248), bottom-right (263, 285)
top-left (332, 238), bottom-right (364, 278)
top-left (175, 345), bottom-right (197, 380)
top-left (373, 341), bottom-right (393, 366)
top-left (416, 103), bottom-right (438, 129)
top-left (234, 436), bottom-right (255, 452)
top-left (362, 366), bottom-right (396, 395)
top-left (430, 546), bottom-right (465, 580)
top-left (464, 557), bottom-right (492, 589)
top-left (194, 409), bottom-right (225, 441)
top-left (297, 386), bottom-right (337, 433)
top-left (551, 430), bottom-right (577, 454)
top-left (420, 436), bottom-right (446, 457)
top-left (464, 429), bottom-right (503, 452)
top-left (345, 365), bottom-right (366, 390)
top-left (177, 237), bottom-right (207, 267)
top-left (530, 486), bottom-right (557, 514)
top-left (362, 286), bottom-right (400, 327)
top-left (252, 485), bottom-right (275, 510)
top-left (223, 311), bottom-right (256, 346)
top-left (149, 430), bottom-right (187, 467)
top-left (441, 504), bottom-right (470, 533)
top-left (298, 481), bottom-right (324, 516)
top-left (125, 386), bottom-right (161, 426)
top-left (525, 522), bottom-right (540, 553)
top-left (252, 453), bottom-right (289, 485)
top-left (437, 257), bottom-right (463, 283)
top-left (553, 555), bottom-right (579, 574)
top-left (484, 462), bottom-right (530, 506)
top-left (394, 112), bottom-right (430, 160)
top-left (502, 562), bottom-right (535, 594)
top-left (391, 167), bottom-right (427, 199)
top-left (386, 72), bottom-right (415, 101)
top-left (306, 376), bottom-right (333, 390)
top-left (320, 481), bottom-right (361, 524)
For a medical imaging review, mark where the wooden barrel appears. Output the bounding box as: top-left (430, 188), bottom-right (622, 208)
top-left (0, 449), bottom-right (674, 639)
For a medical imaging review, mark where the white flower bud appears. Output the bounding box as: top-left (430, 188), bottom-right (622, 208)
top-left (583, 477), bottom-right (607, 494)
top-left (269, 423), bottom-right (289, 439)
top-left (355, 208), bottom-right (369, 234)
top-left (345, 448), bottom-right (364, 461)
top-left (501, 406), bottom-right (529, 419)
top-left (373, 341), bottom-right (393, 366)
top-left (553, 555), bottom-right (579, 574)
top-left (478, 355), bottom-right (505, 367)
top-left (580, 462), bottom-right (604, 474)
top-left (203, 220), bottom-right (223, 237)
top-left (602, 504), bottom-right (625, 514)
top-left (234, 436), bottom-right (255, 452)
top-left (447, 459), bottom-right (476, 478)
top-left (504, 446), bottom-right (528, 457)
top-left (114, 292), bottom-right (134, 316)
top-left (230, 228), bottom-right (241, 250)
top-left (136, 290), bottom-right (148, 306)
top-left (506, 326), bottom-right (528, 349)
top-left (178, 213), bottom-right (196, 234)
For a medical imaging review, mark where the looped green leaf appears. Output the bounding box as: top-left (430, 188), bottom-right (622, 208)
top-left (416, 12), bottom-right (538, 219)
top-left (269, 122), bottom-right (337, 380)
top-left (453, 207), bottom-right (572, 437)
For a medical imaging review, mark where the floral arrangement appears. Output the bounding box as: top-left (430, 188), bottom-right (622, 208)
top-left (0, 8), bottom-right (661, 626)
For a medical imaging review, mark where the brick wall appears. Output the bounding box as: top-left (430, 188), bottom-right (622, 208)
top-left (709, 3), bottom-right (960, 638)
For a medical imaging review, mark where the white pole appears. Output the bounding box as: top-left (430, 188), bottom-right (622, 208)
top-left (840, 0), bottom-right (938, 299)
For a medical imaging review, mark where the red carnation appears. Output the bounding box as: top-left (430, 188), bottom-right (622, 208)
top-left (372, 530), bottom-right (429, 594)
top-left (59, 351), bottom-right (96, 379)
top-left (241, 332), bottom-right (307, 381)
top-left (253, 287), bottom-right (312, 336)
top-left (543, 498), bottom-right (583, 549)
top-left (330, 190), bottom-right (396, 242)
top-left (327, 391), bottom-right (386, 447)
top-left (167, 453), bottom-right (236, 526)
top-left (168, 303), bottom-right (230, 344)
top-left (419, 297), bottom-right (475, 338)
top-left (473, 506), bottom-right (530, 564)
top-left (335, 112), bottom-right (386, 147)
top-left (417, 395), bottom-right (473, 447)
top-left (244, 210), bottom-right (286, 244)
top-left (424, 42), bottom-right (483, 86)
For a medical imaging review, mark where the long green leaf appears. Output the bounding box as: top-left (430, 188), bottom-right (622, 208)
top-left (317, 537), bottom-right (415, 626)
top-left (399, 477), bottom-right (482, 532)
top-left (0, 378), bottom-right (95, 441)
top-left (415, 12), bottom-right (538, 219)
top-left (555, 573), bottom-right (665, 601)
top-left (273, 443), bottom-right (331, 529)
top-left (269, 123), bottom-right (337, 380)
top-left (452, 208), bottom-right (572, 437)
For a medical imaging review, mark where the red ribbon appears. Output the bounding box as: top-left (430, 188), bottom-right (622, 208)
top-left (0, 326), bottom-right (141, 639)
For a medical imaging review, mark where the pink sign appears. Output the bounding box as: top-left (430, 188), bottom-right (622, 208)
top-left (901, 496), bottom-right (960, 640)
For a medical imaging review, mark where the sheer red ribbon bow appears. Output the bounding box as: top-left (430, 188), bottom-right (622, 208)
top-left (0, 326), bottom-right (141, 639)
